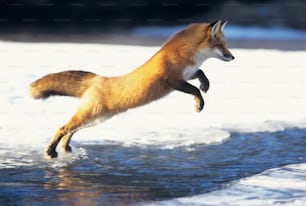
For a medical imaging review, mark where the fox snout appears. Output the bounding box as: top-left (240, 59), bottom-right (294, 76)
top-left (214, 48), bottom-right (235, 62)
top-left (221, 50), bottom-right (235, 61)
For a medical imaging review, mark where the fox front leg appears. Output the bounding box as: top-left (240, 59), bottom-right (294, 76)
top-left (192, 69), bottom-right (210, 93)
top-left (168, 80), bottom-right (204, 112)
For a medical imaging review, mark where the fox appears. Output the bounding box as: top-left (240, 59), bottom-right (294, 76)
top-left (30, 20), bottom-right (234, 159)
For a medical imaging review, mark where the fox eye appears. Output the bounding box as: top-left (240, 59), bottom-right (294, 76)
top-left (215, 43), bottom-right (224, 48)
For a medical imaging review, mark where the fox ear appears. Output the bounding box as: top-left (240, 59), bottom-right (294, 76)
top-left (220, 20), bottom-right (228, 31)
top-left (209, 20), bottom-right (221, 37)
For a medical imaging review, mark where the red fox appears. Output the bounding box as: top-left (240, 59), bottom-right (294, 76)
top-left (30, 20), bottom-right (234, 158)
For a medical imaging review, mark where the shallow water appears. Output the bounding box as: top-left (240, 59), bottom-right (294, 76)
top-left (1, 128), bottom-right (306, 205)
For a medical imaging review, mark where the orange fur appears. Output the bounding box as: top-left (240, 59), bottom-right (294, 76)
top-left (30, 20), bottom-right (234, 158)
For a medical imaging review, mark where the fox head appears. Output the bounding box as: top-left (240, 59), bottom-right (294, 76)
top-left (163, 20), bottom-right (234, 68)
top-left (190, 20), bottom-right (234, 66)
top-left (206, 20), bottom-right (235, 62)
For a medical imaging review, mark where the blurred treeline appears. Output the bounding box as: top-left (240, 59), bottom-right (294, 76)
top-left (0, 0), bottom-right (305, 32)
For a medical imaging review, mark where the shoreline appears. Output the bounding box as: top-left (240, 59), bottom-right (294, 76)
top-left (0, 33), bottom-right (305, 51)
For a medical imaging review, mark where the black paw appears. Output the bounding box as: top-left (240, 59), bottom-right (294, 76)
top-left (200, 81), bottom-right (209, 93)
top-left (63, 145), bottom-right (72, 153)
top-left (45, 148), bottom-right (58, 159)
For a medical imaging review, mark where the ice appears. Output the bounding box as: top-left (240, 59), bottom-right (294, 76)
top-left (144, 164), bottom-right (306, 206)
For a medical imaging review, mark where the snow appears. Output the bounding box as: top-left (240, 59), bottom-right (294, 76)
top-left (144, 164), bottom-right (306, 206)
top-left (0, 41), bottom-right (306, 147)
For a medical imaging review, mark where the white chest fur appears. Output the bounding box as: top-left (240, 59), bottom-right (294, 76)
top-left (182, 66), bottom-right (199, 80)
top-left (182, 47), bottom-right (215, 80)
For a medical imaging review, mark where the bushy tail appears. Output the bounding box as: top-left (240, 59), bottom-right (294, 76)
top-left (30, 70), bottom-right (96, 99)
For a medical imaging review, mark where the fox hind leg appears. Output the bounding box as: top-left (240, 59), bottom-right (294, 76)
top-left (45, 123), bottom-right (78, 159)
top-left (45, 90), bottom-right (111, 159)
top-left (45, 113), bottom-right (85, 159)
top-left (45, 127), bottom-right (66, 159)
top-left (45, 103), bottom-right (110, 158)
top-left (61, 132), bottom-right (74, 153)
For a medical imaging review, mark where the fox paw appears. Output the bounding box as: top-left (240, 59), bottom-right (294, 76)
top-left (195, 99), bottom-right (204, 113)
top-left (62, 145), bottom-right (72, 153)
top-left (200, 82), bottom-right (209, 93)
top-left (195, 104), bottom-right (204, 112)
top-left (45, 148), bottom-right (58, 159)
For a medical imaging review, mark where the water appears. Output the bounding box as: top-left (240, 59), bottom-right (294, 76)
top-left (1, 128), bottom-right (306, 205)
top-left (1, 42), bottom-right (306, 205)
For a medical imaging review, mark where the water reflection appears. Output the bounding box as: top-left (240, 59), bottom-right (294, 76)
top-left (44, 162), bottom-right (155, 205)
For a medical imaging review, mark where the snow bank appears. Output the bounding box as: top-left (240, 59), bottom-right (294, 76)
top-left (143, 164), bottom-right (306, 206)
top-left (0, 42), bottom-right (306, 148)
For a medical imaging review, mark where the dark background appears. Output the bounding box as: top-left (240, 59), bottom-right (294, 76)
top-left (1, 0), bottom-right (305, 49)
top-left (1, 0), bottom-right (305, 32)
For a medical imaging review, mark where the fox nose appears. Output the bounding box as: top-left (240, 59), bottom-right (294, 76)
top-left (224, 54), bottom-right (235, 61)
top-left (226, 53), bottom-right (235, 61)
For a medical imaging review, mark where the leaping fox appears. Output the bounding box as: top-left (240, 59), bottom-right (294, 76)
top-left (30, 20), bottom-right (234, 159)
